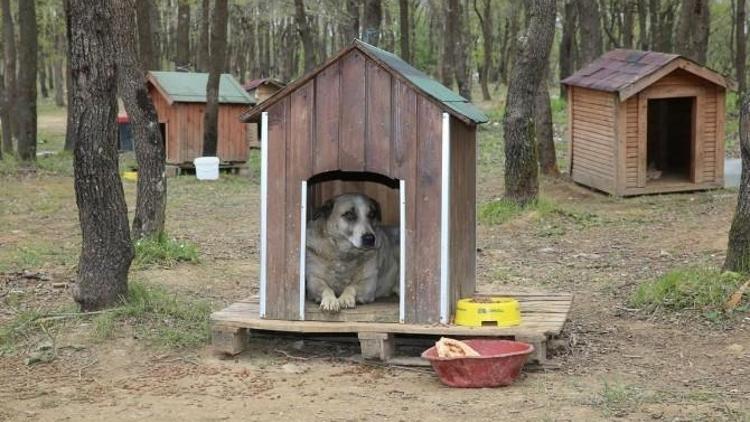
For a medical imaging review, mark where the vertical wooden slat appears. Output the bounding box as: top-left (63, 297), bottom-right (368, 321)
top-left (391, 79), bottom-right (418, 322)
top-left (284, 82), bottom-right (314, 320)
top-left (692, 90), bottom-right (704, 183)
top-left (637, 94), bottom-right (647, 188)
top-left (615, 99), bottom-right (627, 195)
top-left (716, 88), bottom-right (726, 184)
top-left (340, 51), bottom-right (366, 172)
top-left (413, 97), bottom-right (442, 324)
top-left (314, 62), bottom-right (340, 174)
top-left (265, 98), bottom-right (289, 319)
top-left (365, 60), bottom-right (392, 175)
top-left (566, 87), bottom-right (574, 175)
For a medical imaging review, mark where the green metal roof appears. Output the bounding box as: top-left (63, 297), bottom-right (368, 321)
top-left (148, 71), bottom-right (254, 104)
top-left (355, 40), bottom-right (488, 124)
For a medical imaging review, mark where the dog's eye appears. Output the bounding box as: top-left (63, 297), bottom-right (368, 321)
top-left (343, 210), bottom-right (356, 221)
top-left (367, 211), bottom-right (375, 219)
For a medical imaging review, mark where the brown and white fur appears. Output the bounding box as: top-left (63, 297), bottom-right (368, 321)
top-left (305, 193), bottom-right (399, 312)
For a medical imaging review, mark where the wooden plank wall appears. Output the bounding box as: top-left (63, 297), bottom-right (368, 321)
top-left (147, 84), bottom-right (249, 165)
top-left (262, 49), bottom-right (463, 323)
top-left (570, 87), bottom-right (617, 193)
top-left (623, 98), bottom-right (640, 188)
top-left (449, 117), bottom-right (477, 318)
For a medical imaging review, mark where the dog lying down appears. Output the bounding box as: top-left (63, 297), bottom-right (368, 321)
top-left (305, 193), bottom-right (399, 312)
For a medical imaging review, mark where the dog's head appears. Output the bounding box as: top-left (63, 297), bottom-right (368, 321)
top-left (313, 193), bottom-right (382, 250)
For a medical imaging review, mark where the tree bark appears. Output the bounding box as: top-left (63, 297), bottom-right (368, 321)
top-left (499, 5), bottom-right (520, 86)
top-left (66, 0), bottom-right (134, 311)
top-left (576, 0), bottom-right (603, 68)
top-left (559, 0), bottom-right (577, 99)
top-left (622, 0), bottom-right (635, 48)
top-left (342, 0), bottom-right (360, 44)
top-left (198, 0), bottom-right (210, 72)
top-left (736, 0), bottom-right (747, 96)
top-left (2, 0), bottom-right (16, 155)
top-left (39, 55), bottom-right (49, 98)
top-left (676, 0), bottom-right (710, 63)
top-left (399, 0), bottom-right (410, 62)
top-left (503, 0), bottom-right (556, 205)
top-left (450, 0), bottom-right (471, 100)
top-left (136, 0), bottom-right (158, 71)
top-left (724, 95), bottom-right (750, 272)
top-left (175, 0), bottom-right (191, 70)
top-left (474, 0), bottom-right (493, 101)
top-left (294, 0), bottom-right (316, 73)
top-left (637, 0), bottom-right (649, 49)
top-left (17, 0), bottom-right (38, 162)
top-left (535, 76), bottom-right (558, 176)
top-left (112, 0), bottom-right (167, 240)
top-left (440, 0), bottom-right (454, 88)
top-left (362, 0), bottom-right (382, 46)
top-left (203, 0), bottom-right (227, 157)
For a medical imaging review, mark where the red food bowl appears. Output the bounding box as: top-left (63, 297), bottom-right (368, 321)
top-left (421, 339), bottom-right (534, 388)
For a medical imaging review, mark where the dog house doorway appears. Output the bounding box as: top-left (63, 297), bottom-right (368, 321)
top-left (299, 171), bottom-right (406, 324)
top-left (646, 96), bottom-right (696, 185)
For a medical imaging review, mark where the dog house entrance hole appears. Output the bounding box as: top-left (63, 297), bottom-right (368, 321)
top-left (646, 97), bottom-right (695, 184)
top-left (303, 171), bottom-right (403, 323)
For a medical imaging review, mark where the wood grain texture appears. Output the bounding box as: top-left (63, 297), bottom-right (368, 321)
top-left (339, 50), bottom-right (366, 171)
top-left (365, 59), bottom-right (392, 175)
top-left (313, 61), bottom-right (340, 174)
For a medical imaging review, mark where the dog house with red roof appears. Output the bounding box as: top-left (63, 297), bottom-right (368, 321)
top-left (562, 49), bottom-right (734, 196)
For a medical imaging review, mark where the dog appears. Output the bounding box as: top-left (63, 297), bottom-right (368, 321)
top-left (305, 193), bottom-right (399, 312)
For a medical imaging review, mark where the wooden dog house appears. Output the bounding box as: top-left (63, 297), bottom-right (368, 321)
top-left (147, 71), bottom-right (253, 168)
top-left (211, 41), bottom-right (574, 363)
top-left (562, 49), bottom-right (734, 196)
top-left (240, 39), bottom-right (487, 325)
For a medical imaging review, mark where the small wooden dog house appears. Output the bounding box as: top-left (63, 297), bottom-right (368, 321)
top-left (244, 78), bottom-right (285, 148)
top-left (562, 49), bottom-right (734, 196)
top-left (147, 71), bottom-right (253, 168)
top-left (241, 40), bottom-right (488, 325)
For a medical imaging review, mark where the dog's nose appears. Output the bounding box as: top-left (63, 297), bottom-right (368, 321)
top-left (361, 233), bottom-right (375, 247)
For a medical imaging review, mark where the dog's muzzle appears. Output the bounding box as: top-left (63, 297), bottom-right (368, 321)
top-left (361, 233), bottom-right (376, 248)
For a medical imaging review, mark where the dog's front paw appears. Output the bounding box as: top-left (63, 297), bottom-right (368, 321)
top-left (320, 292), bottom-right (340, 313)
top-left (338, 288), bottom-right (356, 309)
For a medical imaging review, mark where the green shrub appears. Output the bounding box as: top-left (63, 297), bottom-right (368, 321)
top-left (133, 233), bottom-right (199, 268)
top-left (629, 267), bottom-right (747, 319)
top-left (478, 199), bottom-right (522, 225)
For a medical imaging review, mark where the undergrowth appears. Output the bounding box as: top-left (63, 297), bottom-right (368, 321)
top-left (133, 233), bottom-right (199, 268)
top-left (478, 197), bottom-right (601, 228)
top-left (629, 267), bottom-right (748, 322)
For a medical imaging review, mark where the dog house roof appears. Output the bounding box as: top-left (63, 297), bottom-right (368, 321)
top-left (240, 40), bottom-right (488, 125)
top-left (562, 49), bottom-right (734, 101)
top-left (148, 71), bottom-right (254, 105)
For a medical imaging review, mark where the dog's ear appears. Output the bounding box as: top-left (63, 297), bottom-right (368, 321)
top-left (312, 199), bottom-right (334, 221)
top-left (369, 198), bottom-right (382, 222)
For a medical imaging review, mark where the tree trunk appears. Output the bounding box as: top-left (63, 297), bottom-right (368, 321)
top-left (112, 0), bottom-right (167, 240)
top-left (622, 0), bottom-right (635, 48)
top-left (16, 0), bottom-right (38, 162)
top-left (648, 0), bottom-right (659, 49)
top-left (559, 0), bottom-right (577, 99)
top-left (736, 0), bottom-right (747, 96)
top-left (294, 0), bottom-right (316, 73)
top-left (2, 0), bottom-right (16, 155)
top-left (441, 0), bottom-right (454, 88)
top-left (39, 55), bottom-right (49, 98)
top-left (136, 0), bottom-right (158, 71)
top-left (500, 5), bottom-right (520, 86)
top-left (637, 0), bottom-right (649, 49)
top-left (203, 0), bottom-right (227, 157)
top-left (676, 0), bottom-right (710, 64)
top-left (576, 0), bottom-right (603, 68)
top-left (503, 0), bottom-right (556, 205)
top-left (175, 0), bottom-right (191, 70)
top-left (474, 0), bottom-right (492, 101)
top-left (66, 0), bottom-right (134, 311)
top-left (342, 0), bottom-right (360, 44)
top-left (724, 95), bottom-right (750, 272)
top-left (198, 0), bottom-right (210, 72)
top-left (399, 0), bottom-right (410, 62)
top-left (0, 73), bottom-right (7, 159)
top-left (362, 0), bottom-right (382, 46)
top-left (535, 76), bottom-right (558, 176)
top-left (450, 0), bottom-right (471, 100)
top-left (53, 54), bottom-right (65, 107)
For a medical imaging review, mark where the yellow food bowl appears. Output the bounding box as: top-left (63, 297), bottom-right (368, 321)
top-left (122, 171), bottom-right (138, 182)
top-left (454, 297), bottom-right (522, 327)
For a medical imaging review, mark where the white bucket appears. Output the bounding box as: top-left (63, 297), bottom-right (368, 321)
top-left (194, 156), bottom-right (220, 180)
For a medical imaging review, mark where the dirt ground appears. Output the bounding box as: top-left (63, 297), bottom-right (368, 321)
top-left (1, 100), bottom-right (749, 421)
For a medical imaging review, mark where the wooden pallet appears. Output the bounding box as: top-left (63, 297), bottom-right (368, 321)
top-left (210, 291), bottom-right (572, 363)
